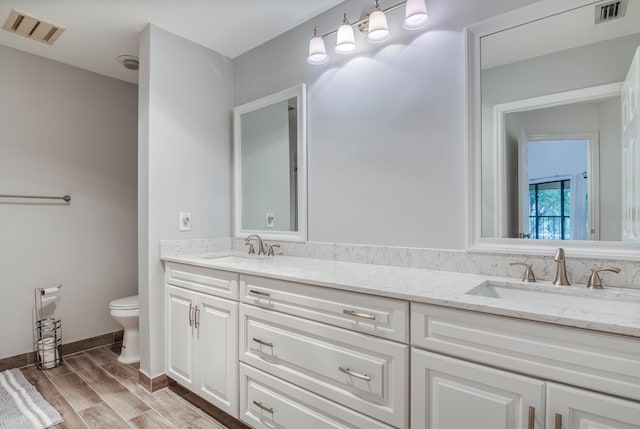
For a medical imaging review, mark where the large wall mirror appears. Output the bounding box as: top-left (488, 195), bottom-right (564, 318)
top-left (467, 0), bottom-right (640, 259)
top-left (233, 84), bottom-right (307, 242)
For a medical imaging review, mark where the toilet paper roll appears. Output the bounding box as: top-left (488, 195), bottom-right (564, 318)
top-left (41, 287), bottom-right (59, 296)
top-left (38, 337), bottom-right (57, 369)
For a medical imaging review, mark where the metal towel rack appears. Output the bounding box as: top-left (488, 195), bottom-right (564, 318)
top-left (0, 194), bottom-right (71, 202)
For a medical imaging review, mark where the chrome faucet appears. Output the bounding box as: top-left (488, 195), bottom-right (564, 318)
top-left (586, 267), bottom-right (620, 289)
top-left (509, 262), bottom-right (536, 282)
top-left (552, 248), bottom-right (570, 286)
top-left (244, 234), bottom-right (267, 255)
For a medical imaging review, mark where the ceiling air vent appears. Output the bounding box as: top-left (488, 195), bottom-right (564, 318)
top-left (2, 9), bottom-right (65, 45)
top-left (595, 0), bottom-right (627, 24)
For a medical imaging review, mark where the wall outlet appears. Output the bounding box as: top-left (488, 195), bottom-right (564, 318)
top-left (179, 212), bottom-right (191, 231)
top-left (265, 212), bottom-right (274, 228)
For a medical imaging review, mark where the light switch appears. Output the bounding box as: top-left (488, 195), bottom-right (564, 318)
top-left (179, 212), bottom-right (191, 231)
top-left (265, 212), bottom-right (274, 228)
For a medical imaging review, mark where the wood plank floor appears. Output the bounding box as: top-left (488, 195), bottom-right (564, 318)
top-left (21, 344), bottom-right (228, 429)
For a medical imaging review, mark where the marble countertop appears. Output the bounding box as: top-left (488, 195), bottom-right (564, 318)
top-left (162, 252), bottom-right (640, 338)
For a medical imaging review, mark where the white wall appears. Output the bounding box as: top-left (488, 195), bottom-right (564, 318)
top-left (0, 44), bottom-right (138, 359)
top-left (528, 140), bottom-right (588, 180)
top-left (241, 100), bottom-right (292, 231)
top-left (232, 0), bottom-right (540, 249)
top-left (138, 25), bottom-right (233, 377)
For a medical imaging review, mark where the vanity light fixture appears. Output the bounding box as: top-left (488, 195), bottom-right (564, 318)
top-left (367, 1), bottom-right (390, 43)
top-left (307, 0), bottom-right (429, 65)
top-left (306, 27), bottom-right (329, 65)
top-left (335, 14), bottom-right (356, 54)
top-left (403, 0), bottom-right (429, 30)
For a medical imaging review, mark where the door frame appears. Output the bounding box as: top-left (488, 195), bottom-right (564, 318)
top-left (522, 133), bottom-right (600, 240)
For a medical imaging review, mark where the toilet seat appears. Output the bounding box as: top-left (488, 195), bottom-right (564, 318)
top-left (110, 295), bottom-right (139, 310)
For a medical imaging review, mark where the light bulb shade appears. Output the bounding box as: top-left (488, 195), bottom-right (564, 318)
top-left (307, 35), bottom-right (329, 65)
top-left (403, 0), bottom-right (429, 30)
top-left (367, 10), bottom-right (390, 43)
top-left (335, 23), bottom-right (356, 54)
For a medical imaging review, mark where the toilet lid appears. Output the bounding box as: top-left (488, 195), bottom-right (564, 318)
top-left (110, 295), bottom-right (139, 310)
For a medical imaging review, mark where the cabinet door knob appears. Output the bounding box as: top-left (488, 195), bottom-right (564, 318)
top-left (194, 306), bottom-right (200, 329)
top-left (343, 309), bottom-right (376, 320)
top-left (188, 304), bottom-right (194, 327)
top-left (253, 400), bottom-right (273, 414)
top-left (338, 366), bottom-right (371, 381)
top-left (555, 413), bottom-right (562, 429)
top-left (528, 406), bottom-right (535, 429)
top-left (252, 337), bottom-right (273, 348)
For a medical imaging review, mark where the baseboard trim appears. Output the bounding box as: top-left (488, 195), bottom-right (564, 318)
top-left (138, 371), bottom-right (168, 392)
top-left (0, 330), bottom-right (124, 372)
top-left (168, 377), bottom-right (251, 429)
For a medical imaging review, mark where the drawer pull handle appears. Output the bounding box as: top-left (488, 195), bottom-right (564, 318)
top-left (188, 304), bottom-right (194, 327)
top-left (194, 306), bottom-right (200, 329)
top-left (253, 401), bottom-right (274, 414)
top-left (528, 406), bottom-right (535, 429)
top-left (249, 289), bottom-right (271, 297)
top-left (338, 366), bottom-right (371, 381)
top-left (252, 338), bottom-right (273, 348)
top-left (555, 413), bottom-right (562, 429)
top-left (343, 309), bottom-right (376, 320)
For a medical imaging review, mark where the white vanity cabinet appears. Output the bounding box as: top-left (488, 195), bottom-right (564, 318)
top-left (412, 349), bottom-right (545, 429)
top-left (238, 274), bottom-right (409, 429)
top-left (546, 382), bottom-right (640, 429)
top-left (165, 263), bottom-right (239, 418)
top-left (411, 303), bottom-right (640, 429)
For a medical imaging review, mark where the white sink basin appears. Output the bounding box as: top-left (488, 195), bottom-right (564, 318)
top-left (199, 255), bottom-right (265, 263)
top-left (466, 281), bottom-right (640, 317)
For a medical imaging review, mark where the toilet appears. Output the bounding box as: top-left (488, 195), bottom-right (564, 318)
top-left (109, 295), bottom-right (140, 364)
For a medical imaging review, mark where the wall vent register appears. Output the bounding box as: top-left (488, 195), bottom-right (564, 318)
top-left (595, 0), bottom-right (627, 24)
top-left (2, 9), bottom-right (65, 45)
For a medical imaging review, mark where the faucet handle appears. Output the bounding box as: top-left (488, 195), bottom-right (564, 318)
top-left (244, 242), bottom-right (255, 255)
top-left (509, 262), bottom-right (536, 282)
top-left (267, 244), bottom-right (280, 256)
top-left (586, 267), bottom-right (620, 289)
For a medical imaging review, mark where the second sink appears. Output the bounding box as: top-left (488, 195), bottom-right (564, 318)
top-left (466, 281), bottom-right (640, 317)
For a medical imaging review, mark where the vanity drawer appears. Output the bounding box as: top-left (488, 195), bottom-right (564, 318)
top-left (165, 262), bottom-right (239, 300)
top-left (240, 274), bottom-right (409, 343)
top-left (411, 303), bottom-right (640, 401)
top-left (240, 304), bottom-right (408, 428)
top-left (239, 364), bottom-right (394, 429)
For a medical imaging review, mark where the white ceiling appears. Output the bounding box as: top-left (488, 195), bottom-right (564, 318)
top-left (0, 0), bottom-right (345, 84)
top-left (482, 1), bottom-right (640, 69)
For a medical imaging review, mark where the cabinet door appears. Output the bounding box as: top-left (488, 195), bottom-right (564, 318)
top-left (195, 293), bottom-right (239, 418)
top-left (547, 382), bottom-right (640, 429)
top-left (165, 285), bottom-right (196, 388)
top-left (412, 349), bottom-right (545, 429)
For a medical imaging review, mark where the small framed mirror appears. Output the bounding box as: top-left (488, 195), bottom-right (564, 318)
top-left (233, 84), bottom-right (307, 242)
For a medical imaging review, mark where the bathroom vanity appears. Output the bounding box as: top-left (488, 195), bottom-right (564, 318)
top-left (162, 253), bottom-right (640, 429)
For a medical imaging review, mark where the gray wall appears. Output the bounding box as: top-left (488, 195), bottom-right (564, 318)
top-left (138, 25), bottom-right (233, 377)
top-left (0, 44), bottom-right (138, 359)
top-left (233, 0), bottom-right (540, 249)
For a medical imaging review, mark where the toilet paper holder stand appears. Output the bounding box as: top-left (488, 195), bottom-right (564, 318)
top-left (34, 285), bottom-right (63, 370)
